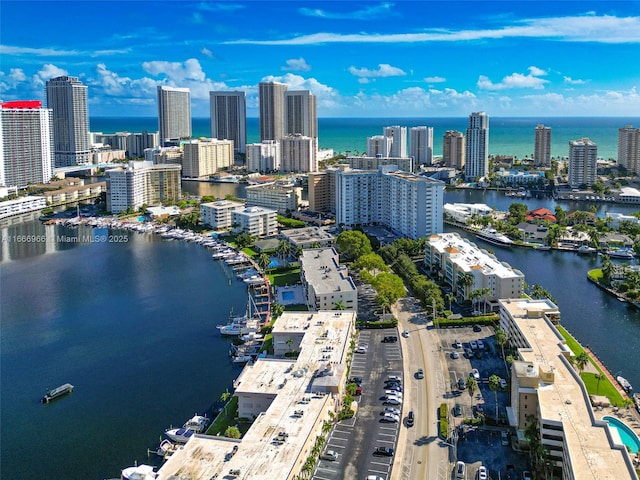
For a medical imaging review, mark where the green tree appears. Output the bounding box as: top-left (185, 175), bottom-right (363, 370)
top-left (220, 388), bottom-right (231, 414)
top-left (333, 300), bottom-right (346, 310)
top-left (508, 202), bottom-right (528, 224)
top-left (458, 272), bottom-right (475, 301)
top-left (445, 292), bottom-right (455, 311)
top-left (257, 253), bottom-right (271, 271)
top-left (335, 230), bottom-right (372, 261)
top-left (495, 328), bottom-right (509, 373)
top-left (224, 426), bottom-right (241, 439)
top-left (466, 376), bottom-right (477, 402)
top-left (353, 253), bottom-right (389, 275)
top-left (595, 373), bottom-right (605, 394)
top-left (488, 375), bottom-right (501, 419)
top-left (600, 254), bottom-right (614, 285)
top-left (276, 240), bottom-right (292, 267)
top-left (271, 301), bottom-right (285, 319)
top-left (528, 284), bottom-right (556, 304)
top-left (371, 272), bottom-right (405, 312)
top-left (574, 352), bottom-right (590, 374)
top-left (235, 232), bottom-right (255, 249)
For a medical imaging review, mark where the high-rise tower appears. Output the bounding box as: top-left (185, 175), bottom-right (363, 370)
top-left (443, 130), bottom-right (465, 169)
top-left (534, 124), bottom-right (552, 167)
top-left (0, 100), bottom-right (53, 188)
top-left (285, 90), bottom-right (317, 139)
top-left (209, 91), bottom-right (246, 155)
top-left (45, 76), bottom-right (90, 167)
top-left (410, 126), bottom-right (433, 166)
top-left (618, 125), bottom-right (640, 174)
top-left (259, 82), bottom-right (287, 142)
top-left (464, 112), bottom-right (489, 181)
top-left (383, 126), bottom-right (407, 158)
top-left (568, 138), bottom-right (597, 188)
top-left (157, 86), bottom-right (191, 146)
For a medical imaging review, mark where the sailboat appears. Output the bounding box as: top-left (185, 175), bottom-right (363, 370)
top-left (217, 294), bottom-right (262, 336)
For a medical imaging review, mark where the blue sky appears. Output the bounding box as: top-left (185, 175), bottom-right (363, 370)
top-left (1, 1), bottom-right (640, 117)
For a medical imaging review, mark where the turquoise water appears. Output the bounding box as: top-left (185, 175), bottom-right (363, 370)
top-left (282, 291), bottom-right (295, 301)
top-left (603, 416), bottom-right (640, 454)
top-left (90, 116), bottom-right (639, 161)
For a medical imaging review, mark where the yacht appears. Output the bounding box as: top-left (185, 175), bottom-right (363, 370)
top-left (617, 376), bottom-right (633, 393)
top-left (164, 427), bottom-right (197, 444)
top-left (475, 227), bottom-right (514, 247)
top-left (577, 245), bottom-right (597, 254)
top-left (218, 317), bottom-right (260, 336)
top-left (182, 414), bottom-right (210, 433)
top-left (606, 249), bottom-right (635, 259)
top-left (121, 464), bottom-right (157, 480)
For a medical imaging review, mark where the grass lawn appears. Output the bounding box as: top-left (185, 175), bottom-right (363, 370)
top-left (557, 325), bottom-right (588, 356)
top-left (581, 372), bottom-right (627, 407)
top-left (268, 267), bottom-right (301, 287)
top-left (242, 247), bottom-right (258, 257)
top-left (588, 268), bottom-right (603, 282)
top-left (206, 396), bottom-right (239, 436)
top-left (260, 334), bottom-right (273, 354)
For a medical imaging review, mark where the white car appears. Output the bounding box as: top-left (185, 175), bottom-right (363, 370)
top-left (381, 413), bottom-right (400, 423)
top-left (470, 340), bottom-right (478, 350)
top-left (383, 397), bottom-right (402, 405)
top-left (355, 345), bottom-right (367, 354)
top-left (477, 339), bottom-right (485, 349)
top-left (478, 465), bottom-right (488, 480)
top-left (385, 390), bottom-right (403, 398)
top-left (319, 450), bottom-right (338, 461)
top-left (387, 375), bottom-right (402, 382)
top-left (499, 377), bottom-right (508, 388)
top-left (402, 330), bottom-right (409, 337)
top-left (470, 368), bottom-right (480, 380)
top-left (383, 407), bottom-right (401, 416)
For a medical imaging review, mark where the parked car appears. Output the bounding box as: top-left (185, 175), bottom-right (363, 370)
top-left (320, 450), bottom-right (338, 461)
top-left (387, 375), bottom-right (402, 382)
top-left (383, 397), bottom-right (402, 405)
top-left (387, 385), bottom-right (403, 392)
top-left (473, 324), bottom-right (482, 332)
top-left (416, 368), bottom-right (425, 379)
top-left (501, 431), bottom-right (509, 446)
top-left (355, 345), bottom-right (367, 354)
top-left (402, 330), bottom-right (409, 338)
top-left (478, 465), bottom-right (488, 480)
top-left (470, 340), bottom-right (478, 350)
top-left (458, 378), bottom-right (466, 390)
top-left (406, 411), bottom-right (414, 427)
top-left (383, 407), bottom-right (400, 416)
top-left (470, 368), bottom-right (480, 380)
top-left (453, 403), bottom-right (462, 416)
top-left (454, 339), bottom-right (462, 349)
top-left (350, 377), bottom-right (363, 386)
top-left (450, 351), bottom-right (460, 359)
top-left (477, 339), bottom-right (485, 349)
top-left (464, 347), bottom-right (473, 358)
top-left (381, 413), bottom-right (400, 423)
top-left (499, 377), bottom-right (508, 389)
top-left (373, 446), bottom-right (394, 457)
top-left (455, 461), bottom-right (466, 479)
top-left (385, 390), bottom-right (403, 398)
top-left (382, 335), bottom-right (398, 343)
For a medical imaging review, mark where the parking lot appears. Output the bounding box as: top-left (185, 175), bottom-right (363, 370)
top-left (312, 328), bottom-right (403, 480)
top-left (435, 324), bottom-right (530, 479)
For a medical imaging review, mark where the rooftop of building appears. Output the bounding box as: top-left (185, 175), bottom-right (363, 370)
top-left (428, 232), bottom-right (524, 279)
top-left (300, 248), bottom-right (356, 295)
top-left (280, 227), bottom-right (334, 244)
top-left (246, 181), bottom-right (299, 191)
top-left (235, 206), bottom-right (278, 216)
top-left (501, 299), bottom-right (635, 480)
top-left (202, 200), bottom-right (245, 209)
top-left (156, 310), bottom-right (355, 480)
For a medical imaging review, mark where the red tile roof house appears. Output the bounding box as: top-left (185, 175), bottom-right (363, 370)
top-left (526, 207), bottom-right (556, 223)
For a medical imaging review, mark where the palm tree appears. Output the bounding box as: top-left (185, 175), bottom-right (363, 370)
top-left (276, 240), bottom-right (292, 267)
top-left (257, 252), bottom-right (271, 272)
top-left (480, 287), bottom-right (491, 314)
top-left (220, 388), bottom-right (231, 414)
top-left (466, 376), bottom-right (477, 403)
top-left (495, 328), bottom-right (509, 374)
top-left (458, 272), bottom-right (474, 301)
top-left (600, 254), bottom-right (614, 285)
top-left (333, 300), bottom-right (346, 310)
top-left (595, 373), bottom-right (605, 394)
top-left (574, 352), bottom-right (590, 374)
top-left (488, 375), bottom-right (501, 420)
top-left (445, 292), bottom-right (455, 311)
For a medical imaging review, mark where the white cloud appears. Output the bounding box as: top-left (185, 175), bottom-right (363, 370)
top-left (299, 3), bottom-right (395, 21)
top-left (142, 58), bottom-right (206, 83)
top-left (282, 57), bottom-right (311, 72)
top-left (522, 87), bottom-right (640, 115)
top-left (348, 63), bottom-right (406, 78)
top-left (201, 48), bottom-right (215, 58)
top-left (197, 2), bottom-right (245, 12)
top-left (424, 76), bottom-right (446, 83)
top-left (564, 76), bottom-right (586, 85)
top-left (226, 13), bottom-right (640, 45)
top-left (32, 64), bottom-right (68, 86)
top-left (0, 44), bottom-right (128, 57)
top-left (477, 66), bottom-right (549, 90)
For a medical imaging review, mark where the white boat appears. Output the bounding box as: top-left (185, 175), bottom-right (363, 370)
top-left (534, 245), bottom-right (551, 251)
top-left (42, 383), bottom-right (74, 403)
top-left (475, 227), bottom-right (514, 247)
top-left (183, 414), bottom-right (210, 433)
top-left (617, 376), bottom-right (633, 392)
top-left (232, 355), bottom-right (253, 364)
top-left (149, 439), bottom-right (179, 459)
top-left (218, 318), bottom-right (260, 336)
top-left (164, 427), bottom-right (197, 443)
top-left (121, 464), bottom-right (157, 480)
top-left (577, 245), bottom-right (597, 254)
top-left (244, 275), bottom-right (265, 285)
top-left (606, 249), bottom-right (635, 259)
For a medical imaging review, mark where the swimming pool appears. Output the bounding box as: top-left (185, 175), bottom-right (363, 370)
top-left (282, 291), bottom-right (295, 301)
top-left (603, 415), bottom-right (640, 454)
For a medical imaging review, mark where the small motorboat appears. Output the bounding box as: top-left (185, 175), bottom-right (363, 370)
top-left (183, 414), bottom-right (210, 433)
top-left (164, 427), bottom-right (197, 444)
top-left (121, 464), bottom-right (157, 480)
top-left (42, 383), bottom-right (74, 403)
top-left (617, 375), bottom-right (633, 393)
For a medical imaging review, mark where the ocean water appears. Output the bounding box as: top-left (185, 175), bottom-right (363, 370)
top-left (90, 116), bottom-right (640, 161)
